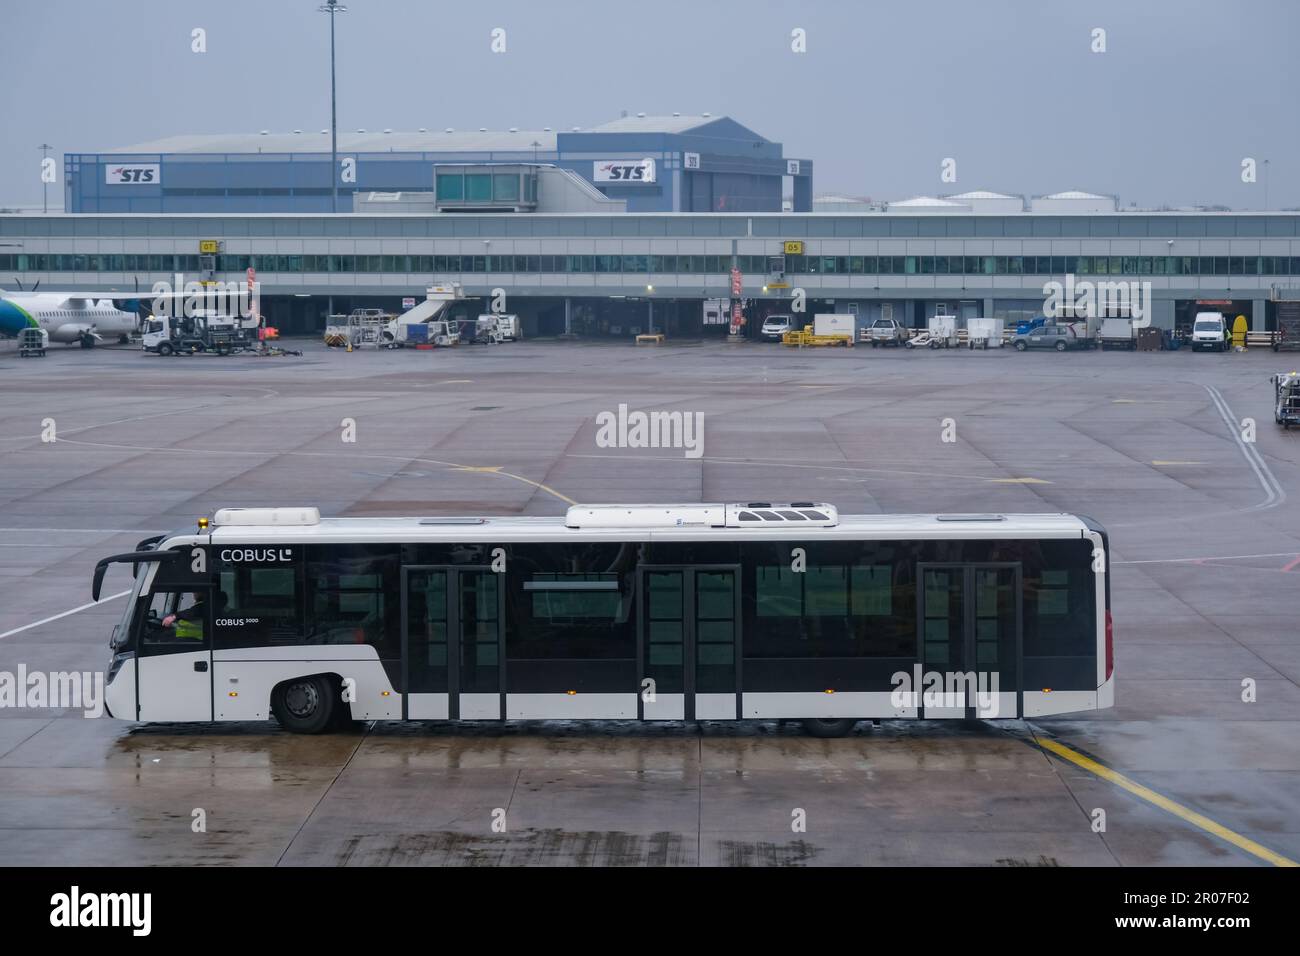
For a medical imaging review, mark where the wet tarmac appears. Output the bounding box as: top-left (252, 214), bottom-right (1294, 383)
top-left (1, 338), bottom-right (1297, 865)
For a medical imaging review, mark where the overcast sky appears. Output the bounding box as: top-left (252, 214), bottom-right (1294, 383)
top-left (1, 0), bottom-right (1297, 209)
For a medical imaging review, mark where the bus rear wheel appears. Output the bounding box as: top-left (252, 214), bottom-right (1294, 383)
top-left (801, 718), bottom-right (857, 738)
top-left (271, 676), bottom-right (336, 734)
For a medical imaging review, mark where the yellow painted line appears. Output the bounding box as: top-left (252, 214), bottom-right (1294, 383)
top-left (54, 433), bottom-right (581, 509)
top-left (497, 471), bottom-right (578, 506)
top-left (988, 477), bottom-right (1052, 484)
top-left (454, 465), bottom-right (578, 506)
top-left (1036, 737), bottom-right (1298, 868)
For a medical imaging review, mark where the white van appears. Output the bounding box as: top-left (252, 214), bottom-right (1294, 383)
top-left (1191, 312), bottom-right (1229, 352)
top-left (761, 315), bottom-right (794, 340)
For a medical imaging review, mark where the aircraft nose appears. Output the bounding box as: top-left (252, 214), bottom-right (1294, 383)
top-left (0, 299), bottom-right (36, 336)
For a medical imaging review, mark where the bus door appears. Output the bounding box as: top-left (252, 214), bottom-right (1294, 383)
top-left (135, 578), bottom-right (214, 722)
top-left (917, 564), bottom-right (1021, 719)
top-left (401, 566), bottom-right (504, 720)
top-left (637, 566), bottom-right (741, 721)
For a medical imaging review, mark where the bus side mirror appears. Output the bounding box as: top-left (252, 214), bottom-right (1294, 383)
top-left (92, 562), bottom-right (110, 603)
top-left (92, 549), bottom-right (182, 601)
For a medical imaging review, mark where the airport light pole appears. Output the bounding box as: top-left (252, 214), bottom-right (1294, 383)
top-left (318, 1), bottom-right (347, 213)
top-left (39, 143), bottom-right (52, 214)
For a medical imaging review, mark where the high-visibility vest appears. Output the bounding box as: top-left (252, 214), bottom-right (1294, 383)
top-left (174, 615), bottom-right (204, 640)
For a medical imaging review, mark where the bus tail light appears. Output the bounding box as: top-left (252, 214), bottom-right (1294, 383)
top-left (1105, 610), bottom-right (1114, 680)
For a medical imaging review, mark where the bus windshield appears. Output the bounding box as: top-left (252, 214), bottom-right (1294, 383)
top-left (110, 568), bottom-right (146, 649)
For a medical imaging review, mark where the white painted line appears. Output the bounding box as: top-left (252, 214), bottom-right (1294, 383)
top-left (0, 385), bottom-right (281, 444)
top-left (1205, 385), bottom-right (1286, 511)
top-left (0, 591), bottom-right (130, 641)
top-left (51, 437), bottom-right (579, 506)
top-left (566, 452), bottom-right (1005, 483)
top-left (1115, 551), bottom-right (1300, 565)
top-left (0, 528), bottom-right (161, 535)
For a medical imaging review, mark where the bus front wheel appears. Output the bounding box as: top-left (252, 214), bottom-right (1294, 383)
top-left (801, 718), bottom-right (858, 738)
top-left (272, 676), bottom-right (336, 734)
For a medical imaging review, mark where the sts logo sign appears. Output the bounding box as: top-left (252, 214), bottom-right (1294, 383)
top-left (593, 159), bottom-right (656, 184)
top-left (106, 164), bottom-right (160, 185)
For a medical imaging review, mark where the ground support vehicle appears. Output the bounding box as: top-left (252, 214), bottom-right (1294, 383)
top-left (17, 327), bottom-right (47, 357)
top-left (93, 504), bottom-right (1113, 737)
top-left (1274, 371), bottom-right (1300, 428)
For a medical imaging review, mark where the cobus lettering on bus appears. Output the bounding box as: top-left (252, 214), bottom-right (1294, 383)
top-left (219, 548), bottom-right (293, 563)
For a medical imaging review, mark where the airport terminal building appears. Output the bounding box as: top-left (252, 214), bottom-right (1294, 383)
top-left (3, 208), bottom-right (1298, 338)
top-left (0, 118), bottom-right (1290, 338)
top-left (66, 115), bottom-right (812, 215)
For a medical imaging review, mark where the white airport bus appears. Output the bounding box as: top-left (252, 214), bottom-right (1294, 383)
top-left (94, 503), bottom-right (1113, 736)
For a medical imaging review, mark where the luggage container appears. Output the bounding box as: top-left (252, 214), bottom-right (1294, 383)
top-left (966, 317), bottom-right (1003, 349)
top-left (1137, 327), bottom-right (1164, 351)
top-left (783, 314), bottom-right (855, 347)
top-left (813, 314), bottom-right (855, 341)
top-left (17, 327), bottom-right (48, 357)
top-left (1099, 318), bottom-right (1136, 350)
top-left (927, 315), bottom-right (959, 349)
top-left (1061, 316), bottom-right (1100, 348)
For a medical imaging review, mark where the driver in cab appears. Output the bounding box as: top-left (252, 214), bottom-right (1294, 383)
top-left (162, 592), bottom-right (207, 641)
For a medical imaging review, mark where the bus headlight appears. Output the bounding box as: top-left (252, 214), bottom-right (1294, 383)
top-left (107, 652), bottom-right (133, 684)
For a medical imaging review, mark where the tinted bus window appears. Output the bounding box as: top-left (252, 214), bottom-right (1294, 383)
top-left (1021, 539), bottom-right (1097, 690)
top-left (214, 552), bottom-right (303, 648)
top-left (504, 542), bottom-right (637, 693)
top-left (306, 545), bottom-right (401, 659)
top-left (745, 541), bottom-right (917, 658)
top-left (529, 573), bottom-right (622, 621)
top-left (505, 544), bottom-right (636, 660)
